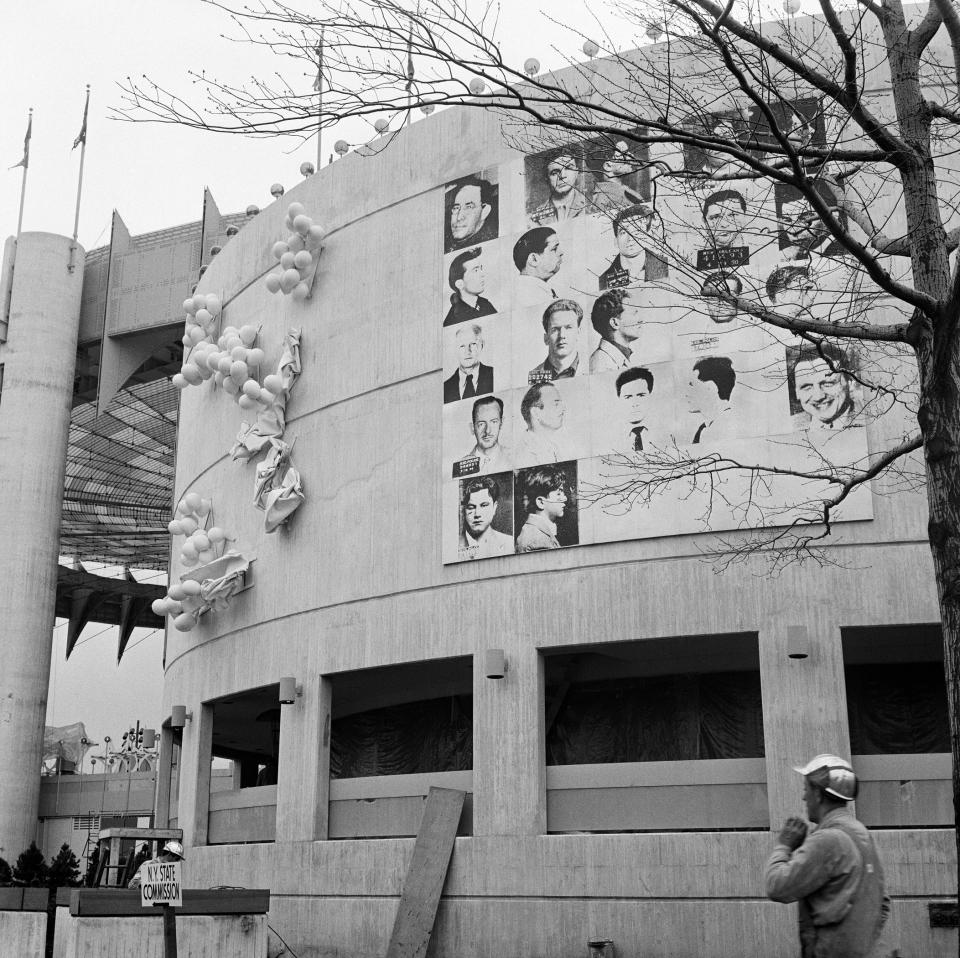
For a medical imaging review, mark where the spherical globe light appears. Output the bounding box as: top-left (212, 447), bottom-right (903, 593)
top-left (419, 104), bottom-right (435, 115)
top-left (583, 39), bottom-right (600, 57)
top-left (374, 118), bottom-right (389, 133)
top-left (226, 225), bottom-right (239, 237)
top-left (523, 58), bottom-right (540, 76)
top-left (469, 78), bottom-right (486, 95)
top-left (246, 204), bottom-right (260, 217)
top-left (270, 182), bottom-right (285, 198)
top-left (300, 161), bottom-right (316, 175)
top-left (783, 0), bottom-right (800, 11)
top-left (334, 139), bottom-right (350, 155)
top-left (646, 22), bottom-right (664, 40)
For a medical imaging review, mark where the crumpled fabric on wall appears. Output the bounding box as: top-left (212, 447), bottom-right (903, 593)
top-left (253, 439), bottom-right (305, 532)
top-left (846, 663), bottom-right (949, 754)
top-left (545, 671), bottom-right (765, 765)
top-left (198, 566), bottom-right (247, 612)
top-left (331, 696), bottom-right (473, 778)
top-left (231, 327), bottom-right (302, 461)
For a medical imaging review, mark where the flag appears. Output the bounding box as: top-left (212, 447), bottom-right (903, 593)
top-left (11, 111), bottom-right (31, 170)
top-left (405, 23), bottom-right (415, 92)
top-left (313, 31), bottom-right (325, 92)
top-left (73, 86), bottom-right (90, 150)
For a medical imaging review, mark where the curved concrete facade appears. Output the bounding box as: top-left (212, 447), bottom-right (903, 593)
top-left (0, 233), bottom-right (85, 859)
top-left (162, 87), bottom-right (956, 958)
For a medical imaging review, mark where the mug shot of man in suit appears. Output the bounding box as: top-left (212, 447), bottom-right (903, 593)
top-left (445, 174), bottom-right (499, 252)
top-left (777, 181), bottom-right (847, 260)
top-left (444, 247), bottom-right (497, 326)
top-left (516, 466), bottom-right (570, 552)
top-left (700, 272), bottom-right (744, 325)
top-left (598, 203), bottom-right (669, 290)
top-left (529, 299), bottom-right (583, 382)
top-left (616, 366), bottom-right (656, 452)
top-left (458, 475), bottom-right (515, 559)
top-left (590, 288), bottom-right (644, 372)
top-left (529, 147), bottom-right (588, 224)
top-left (443, 323), bottom-right (494, 404)
top-left (453, 396), bottom-right (511, 477)
top-left (513, 227), bottom-right (565, 309)
top-left (687, 356), bottom-right (737, 445)
top-left (590, 139), bottom-right (644, 213)
top-left (697, 190), bottom-right (752, 270)
top-left (514, 382), bottom-right (567, 466)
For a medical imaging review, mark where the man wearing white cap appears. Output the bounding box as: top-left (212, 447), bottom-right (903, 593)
top-left (128, 840), bottom-right (185, 889)
top-left (765, 754), bottom-right (889, 958)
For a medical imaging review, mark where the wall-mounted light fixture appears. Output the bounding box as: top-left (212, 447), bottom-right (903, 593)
top-left (786, 625), bottom-right (810, 660)
top-left (170, 705), bottom-right (193, 728)
top-left (484, 649), bottom-right (508, 680)
top-left (279, 676), bottom-right (303, 705)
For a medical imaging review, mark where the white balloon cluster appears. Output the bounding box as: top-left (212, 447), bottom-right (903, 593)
top-left (173, 294), bottom-right (223, 390)
top-left (152, 493), bottom-right (234, 632)
top-left (264, 201), bottom-right (325, 300)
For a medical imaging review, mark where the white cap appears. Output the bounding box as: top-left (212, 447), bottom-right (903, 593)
top-left (162, 840), bottom-right (185, 860)
top-left (793, 753), bottom-right (857, 801)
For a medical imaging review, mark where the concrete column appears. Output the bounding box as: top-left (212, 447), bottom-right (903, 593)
top-left (760, 620), bottom-right (851, 829)
top-left (177, 703), bottom-right (213, 849)
top-left (276, 675), bottom-right (332, 841)
top-left (472, 645), bottom-right (546, 836)
top-left (0, 233), bottom-right (84, 860)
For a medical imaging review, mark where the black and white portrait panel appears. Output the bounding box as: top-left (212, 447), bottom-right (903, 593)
top-left (582, 131), bottom-right (652, 216)
top-left (511, 378), bottom-right (594, 468)
top-left (513, 460), bottom-right (579, 552)
top-left (785, 343), bottom-right (866, 442)
top-left (442, 316), bottom-right (509, 405)
top-left (444, 168), bottom-right (500, 254)
top-left (510, 298), bottom-right (591, 387)
top-left (455, 471), bottom-right (516, 561)
top-left (524, 143), bottom-right (594, 226)
top-left (589, 364), bottom-right (677, 456)
top-left (445, 394), bottom-right (515, 479)
top-left (442, 242), bottom-right (502, 327)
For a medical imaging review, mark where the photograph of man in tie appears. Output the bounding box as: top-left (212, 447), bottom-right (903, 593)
top-left (443, 323), bottom-right (495, 404)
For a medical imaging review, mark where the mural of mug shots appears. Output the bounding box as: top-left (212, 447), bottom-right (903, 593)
top-left (439, 105), bottom-right (904, 562)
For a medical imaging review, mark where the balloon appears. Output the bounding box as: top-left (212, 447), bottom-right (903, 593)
top-left (230, 360), bottom-right (249, 383)
top-left (292, 281), bottom-right (311, 301)
top-left (181, 579), bottom-right (202, 596)
top-left (172, 374), bottom-right (189, 390)
top-left (281, 269), bottom-right (301, 293)
top-left (238, 394), bottom-right (258, 410)
top-left (181, 540), bottom-right (198, 559)
top-left (263, 374), bottom-right (284, 394)
top-left (270, 182), bottom-right (285, 198)
top-left (217, 356), bottom-right (234, 375)
top-left (181, 554), bottom-right (198, 568)
top-left (167, 519), bottom-right (184, 535)
top-left (198, 498), bottom-right (212, 516)
top-left (167, 584), bottom-right (187, 601)
top-left (206, 351), bottom-right (223, 372)
top-left (184, 492), bottom-right (203, 512)
top-left (293, 214), bottom-right (311, 236)
top-left (265, 273), bottom-right (282, 294)
top-left (300, 161), bottom-right (315, 176)
top-left (183, 297), bottom-right (198, 315)
top-left (294, 250), bottom-right (313, 271)
top-left (192, 295), bottom-right (207, 313)
top-left (192, 532), bottom-right (211, 552)
top-left (258, 389), bottom-right (276, 405)
top-left (214, 371), bottom-right (225, 387)
top-left (173, 612), bottom-right (196, 632)
top-left (242, 379), bottom-right (262, 398)
top-left (180, 516), bottom-right (199, 535)
top-left (181, 363), bottom-right (203, 385)
top-left (231, 345), bottom-right (249, 362)
top-left (205, 294), bottom-right (221, 315)
top-left (272, 241), bottom-right (289, 260)
top-left (239, 325), bottom-right (258, 347)
top-left (222, 377), bottom-right (240, 396)
top-left (207, 526), bottom-right (227, 543)
top-left (280, 251), bottom-right (296, 270)
top-left (307, 225), bottom-right (325, 245)
top-left (151, 598), bottom-right (167, 617)
top-left (246, 347), bottom-right (265, 367)
top-left (287, 233), bottom-right (306, 253)
top-left (198, 549), bottom-right (217, 565)
top-left (180, 595), bottom-right (202, 613)
top-left (195, 307), bottom-right (212, 326)
top-left (287, 202), bottom-right (305, 219)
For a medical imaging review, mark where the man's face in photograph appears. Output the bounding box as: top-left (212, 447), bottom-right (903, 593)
top-left (604, 142), bottom-right (633, 179)
top-left (544, 310), bottom-right (580, 365)
top-left (619, 377), bottom-right (650, 427)
top-left (463, 489), bottom-right (497, 538)
top-left (780, 197), bottom-right (831, 249)
top-left (774, 275), bottom-right (816, 319)
top-left (456, 329), bottom-right (483, 372)
top-left (616, 291), bottom-right (644, 341)
top-left (702, 280), bottom-right (741, 324)
top-left (534, 384), bottom-right (565, 431)
top-left (459, 257), bottom-right (487, 297)
top-left (794, 358), bottom-right (852, 424)
top-left (471, 401), bottom-right (502, 452)
top-left (616, 212), bottom-right (655, 261)
top-left (547, 154), bottom-right (579, 198)
top-left (540, 486), bottom-right (568, 522)
top-left (686, 371), bottom-right (717, 416)
top-left (450, 184), bottom-right (489, 241)
top-left (532, 233), bottom-right (564, 279)
top-left (703, 197), bottom-right (745, 248)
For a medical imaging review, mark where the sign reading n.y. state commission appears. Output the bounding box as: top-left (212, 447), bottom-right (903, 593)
top-left (139, 861), bottom-right (183, 908)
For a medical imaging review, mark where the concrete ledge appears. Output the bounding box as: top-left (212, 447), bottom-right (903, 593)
top-left (54, 888), bottom-right (269, 916)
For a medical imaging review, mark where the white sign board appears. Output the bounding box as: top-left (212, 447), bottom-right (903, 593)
top-left (139, 860), bottom-right (183, 908)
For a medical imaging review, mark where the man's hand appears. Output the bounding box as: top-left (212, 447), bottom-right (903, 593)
top-left (777, 816), bottom-right (808, 851)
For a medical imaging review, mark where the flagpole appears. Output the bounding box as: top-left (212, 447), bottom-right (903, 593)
top-left (15, 109), bottom-right (32, 237)
top-left (316, 31), bottom-right (324, 171)
top-left (69, 86), bottom-right (90, 273)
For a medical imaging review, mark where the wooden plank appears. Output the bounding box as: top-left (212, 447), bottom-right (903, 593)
top-left (385, 787), bottom-right (465, 958)
top-left (68, 888), bottom-right (270, 917)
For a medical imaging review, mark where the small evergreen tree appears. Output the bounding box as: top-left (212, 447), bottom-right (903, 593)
top-left (47, 843), bottom-right (81, 888)
top-left (12, 842), bottom-right (49, 887)
top-left (0, 856), bottom-right (12, 885)
top-left (83, 845), bottom-right (99, 888)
